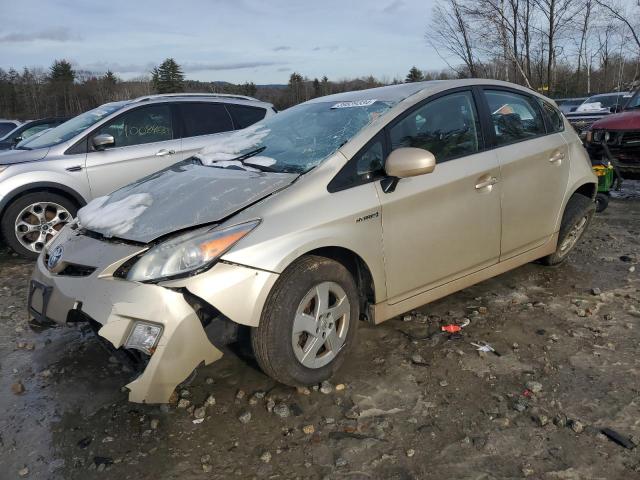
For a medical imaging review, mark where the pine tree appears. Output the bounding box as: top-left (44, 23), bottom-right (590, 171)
top-left (48, 60), bottom-right (76, 115)
top-left (405, 66), bottom-right (424, 83)
top-left (288, 72), bottom-right (304, 104)
top-left (312, 78), bottom-right (321, 97)
top-left (321, 75), bottom-right (330, 95)
top-left (151, 58), bottom-right (185, 93)
top-left (49, 60), bottom-right (75, 83)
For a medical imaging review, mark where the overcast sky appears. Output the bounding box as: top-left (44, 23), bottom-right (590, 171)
top-left (0, 0), bottom-right (442, 84)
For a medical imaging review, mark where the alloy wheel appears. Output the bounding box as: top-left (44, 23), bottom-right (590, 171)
top-left (291, 281), bottom-right (350, 369)
top-left (14, 202), bottom-right (71, 254)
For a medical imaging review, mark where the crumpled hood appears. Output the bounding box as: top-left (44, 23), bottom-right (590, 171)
top-left (0, 147), bottom-right (48, 164)
top-left (77, 161), bottom-right (297, 243)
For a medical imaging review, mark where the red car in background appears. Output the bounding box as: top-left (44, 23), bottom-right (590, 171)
top-left (585, 88), bottom-right (640, 176)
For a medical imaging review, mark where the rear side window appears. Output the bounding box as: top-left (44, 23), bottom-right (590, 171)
top-left (390, 90), bottom-right (481, 162)
top-left (227, 105), bottom-right (267, 129)
top-left (538, 99), bottom-right (565, 133)
top-left (179, 103), bottom-right (233, 137)
top-left (485, 90), bottom-right (546, 146)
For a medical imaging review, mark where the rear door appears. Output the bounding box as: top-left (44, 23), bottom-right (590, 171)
top-left (84, 104), bottom-right (181, 196)
top-left (177, 102), bottom-right (235, 159)
top-left (480, 88), bottom-right (570, 259)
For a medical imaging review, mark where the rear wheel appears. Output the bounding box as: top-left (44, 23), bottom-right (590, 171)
top-left (1, 192), bottom-right (77, 259)
top-left (541, 194), bottom-right (595, 266)
top-left (251, 255), bottom-right (359, 386)
top-left (595, 193), bottom-right (609, 213)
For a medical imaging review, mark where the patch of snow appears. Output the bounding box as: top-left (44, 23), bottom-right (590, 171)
top-left (77, 193), bottom-right (153, 236)
top-left (197, 125), bottom-right (270, 166)
top-left (245, 156), bottom-right (276, 167)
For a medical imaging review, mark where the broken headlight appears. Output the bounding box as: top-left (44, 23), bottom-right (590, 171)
top-left (125, 321), bottom-right (162, 355)
top-left (126, 220), bottom-right (260, 282)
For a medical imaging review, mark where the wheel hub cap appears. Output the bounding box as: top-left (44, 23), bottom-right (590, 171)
top-left (291, 281), bottom-right (350, 369)
top-left (14, 202), bottom-right (72, 253)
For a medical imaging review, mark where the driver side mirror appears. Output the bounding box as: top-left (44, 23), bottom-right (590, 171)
top-left (92, 133), bottom-right (115, 151)
top-left (381, 147), bottom-right (436, 193)
top-left (385, 147), bottom-right (436, 178)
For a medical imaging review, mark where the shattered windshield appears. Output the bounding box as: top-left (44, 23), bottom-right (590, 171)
top-left (196, 100), bottom-right (395, 173)
top-left (21, 102), bottom-right (127, 150)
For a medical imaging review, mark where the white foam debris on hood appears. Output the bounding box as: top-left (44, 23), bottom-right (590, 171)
top-left (244, 156), bottom-right (276, 167)
top-left (77, 193), bottom-right (153, 236)
top-left (196, 125), bottom-right (270, 166)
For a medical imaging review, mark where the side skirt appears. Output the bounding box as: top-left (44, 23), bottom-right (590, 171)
top-left (371, 233), bottom-right (558, 325)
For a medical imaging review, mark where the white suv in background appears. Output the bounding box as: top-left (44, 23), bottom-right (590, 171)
top-left (0, 94), bottom-right (275, 258)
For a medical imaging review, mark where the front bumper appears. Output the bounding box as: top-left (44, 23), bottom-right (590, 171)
top-left (29, 228), bottom-right (278, 403)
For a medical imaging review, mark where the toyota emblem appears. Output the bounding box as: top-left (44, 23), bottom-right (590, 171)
top-left (47, 245), bottom-right (64, 270)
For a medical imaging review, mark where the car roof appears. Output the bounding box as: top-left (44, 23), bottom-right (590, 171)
top-left (588, 92), bottom-right (632, 98)
top-left (126, 93), bottom-right (273, 108)
top-left (304, 79), bottom-right (553, 106)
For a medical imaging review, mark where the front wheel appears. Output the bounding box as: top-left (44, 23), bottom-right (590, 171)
top-left (1, 192), bottom-right (77, 259)
top-left (251, 255), bottom-right (359, 386)
top-left (541, 194), bottom-right (595, 266)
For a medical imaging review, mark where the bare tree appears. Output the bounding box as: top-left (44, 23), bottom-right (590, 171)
top-left (594, 0), bottom-right (640, 51)
top-left (428, 0), bottom-right (480, 77)
top-left (534, 0), bottom-right (579, 94)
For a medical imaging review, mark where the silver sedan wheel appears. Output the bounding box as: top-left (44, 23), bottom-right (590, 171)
top-left (291, 281), bottom-right (350, 369)
top-left (14, 202), bottom-right (71, 254)
top-left (558, 215), bottom-right (588, 256)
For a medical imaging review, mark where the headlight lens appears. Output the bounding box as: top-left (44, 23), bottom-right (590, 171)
top-left (126, 220), bottom-right (260, 282)
top-left (125, 321), bottom-right (162, 355)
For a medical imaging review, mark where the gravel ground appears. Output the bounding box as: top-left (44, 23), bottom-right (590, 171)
top-left (1, 183), bottom-right (639, 480)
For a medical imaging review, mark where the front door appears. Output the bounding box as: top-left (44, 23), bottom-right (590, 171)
top-left (376, 90), bottom-right (502, 301)
top-left (481, 89), bottom-right (571, 259)
top-left (85, 104), bottom-right (181, 197)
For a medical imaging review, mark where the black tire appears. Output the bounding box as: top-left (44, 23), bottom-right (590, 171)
top-left (251, 255), bottom-right (359, 387)
top-left (595, 193), bottom-right (609, 213)
top-left (541, 194), bottom-right (595, 266)
top-left (1, 192), bottom-right (78, 259)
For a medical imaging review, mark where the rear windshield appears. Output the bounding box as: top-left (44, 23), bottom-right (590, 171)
top-left (21, 103), bottom-right (126, 150)
top-left (583, 94), bottom-right (628, 109)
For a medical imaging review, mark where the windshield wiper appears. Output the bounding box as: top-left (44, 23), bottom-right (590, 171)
top-left (232, 146), bottom-right (266, 162)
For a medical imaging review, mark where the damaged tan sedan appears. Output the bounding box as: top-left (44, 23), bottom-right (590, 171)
top-left (29, 80), bottom-right (597, 403)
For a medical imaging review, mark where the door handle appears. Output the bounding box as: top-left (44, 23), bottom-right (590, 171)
top-left (475, 176), bottom-right (498, 190)
top-left (156, 149), bottom-right (175, 156)
top-left (66, 165), bottom-right (83, 172)
top-left (549, 152), bottom-right (565, 163)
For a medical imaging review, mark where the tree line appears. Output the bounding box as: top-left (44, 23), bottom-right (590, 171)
top-left (427, 0), bottom-right (640, 96)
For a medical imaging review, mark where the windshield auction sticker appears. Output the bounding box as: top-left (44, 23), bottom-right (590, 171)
top-left (331, 99), bottom-right (377, 109)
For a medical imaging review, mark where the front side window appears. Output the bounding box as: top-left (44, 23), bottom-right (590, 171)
top-left (227, 104), bottom-right (267, 129)
top-left (390, 90), bottom-right (481, 162)
top-left (93, 105), bottom-right (173, 149)
top-left (539, 99), bottom-right (565, 133)
top-left (485, 90), bottom-right (545, 146)
top-left (179, 103), bottom-right (233, 138)
top-left (22, 102), bottom-right (127, 150)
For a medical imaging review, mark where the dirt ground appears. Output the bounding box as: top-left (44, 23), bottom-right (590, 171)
top-left (1, 184), bottom-right (639, 480)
